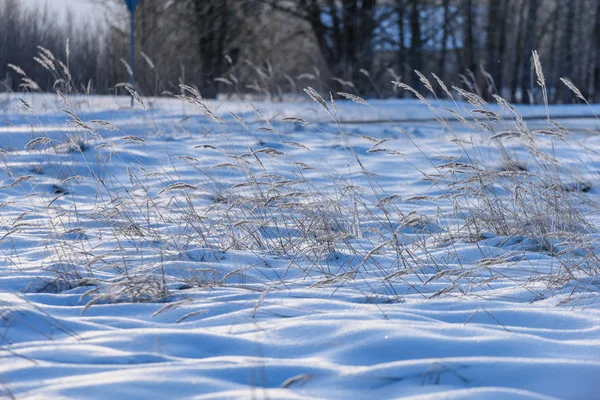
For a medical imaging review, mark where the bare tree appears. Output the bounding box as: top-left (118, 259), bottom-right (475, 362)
top-left (438, 0), bottom-right (452, 84)
top-left (462, 0), bottom-right (476, 74)
top-left (557, 0), bottom-right (575, 103)
top-left (520, 0), bottom-right (539, 104)
top-left (594, 0), bottom-right (600, 102)
top-left (485, 0), bottom-right (503, 98)
top-left (408, 0), bottom-right (423, 89)
top-left (260, 0), bottom-right (380, 94)
top-left (509, 0), bottom-right (527, 102)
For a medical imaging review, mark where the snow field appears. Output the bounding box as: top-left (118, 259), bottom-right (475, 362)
top-left (0, 92), bottom-right (600, 399)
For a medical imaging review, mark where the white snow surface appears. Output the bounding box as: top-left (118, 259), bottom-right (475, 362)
top-left (0, 93), bottom-right (599, 399)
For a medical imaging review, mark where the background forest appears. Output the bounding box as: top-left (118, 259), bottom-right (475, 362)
top-left (0, 0), bottom-right (596, 104)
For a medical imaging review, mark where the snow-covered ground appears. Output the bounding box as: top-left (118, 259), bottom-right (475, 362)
top-left (1, 92), bottom-right (600, 399)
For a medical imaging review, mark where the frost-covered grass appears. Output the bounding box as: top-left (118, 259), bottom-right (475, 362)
top-left (1, 81), bottom-right (600, 399)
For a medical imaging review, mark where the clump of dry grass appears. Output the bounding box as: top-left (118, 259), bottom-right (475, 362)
top-left (2, 49), bottom-right (598, 309)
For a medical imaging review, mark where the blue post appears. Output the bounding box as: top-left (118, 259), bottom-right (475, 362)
top-left (123, 0), bottom-right (139, 107)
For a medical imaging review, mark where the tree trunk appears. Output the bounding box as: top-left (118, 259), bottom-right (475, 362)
top-left (594, 0), bottom-right (600, 102)
top-left (486, 0), bottom-right (501, 98)
top-left (408, 0), bottom-right (422, 89)
top-left (520, 0), bottom-right (539, 105)
top-left (510, 0), bottom-right (527, 102)
top-left (396, 0), bottom-right (407, 97)
top-left (463, 0), bottom-right (476, 74)
top-left (438, 0), bottom-right (451, 85)
top-left (549, 1), bottom-right (561, 103)
top-left (496, 0), bottom-right (510, 97)
top-left (557, 0), bottom-right (575, 103)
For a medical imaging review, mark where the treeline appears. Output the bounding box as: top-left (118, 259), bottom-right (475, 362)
top-left (2, 0), bottom-right (600, 104)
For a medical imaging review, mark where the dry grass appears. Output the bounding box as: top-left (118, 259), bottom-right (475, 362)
top-left (1, 50), bottom-right (598, 309)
